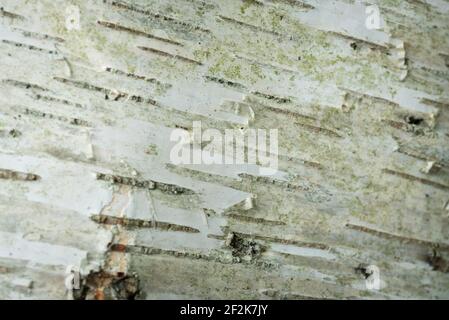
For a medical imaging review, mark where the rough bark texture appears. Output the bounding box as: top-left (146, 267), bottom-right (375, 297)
top-left (0, 0), bottom-right (448, 299)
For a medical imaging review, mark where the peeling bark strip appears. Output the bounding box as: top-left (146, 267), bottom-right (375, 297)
top-left (96, 173), bottom-right (194, 195)
top-left (0, 169), bottom-right (40, 181)
top-left (346, 224), bottom-right (449, 252)
top-left (91, 214), bottom-right (200, 233)
top-left (382, 168), bottom-right (449, 191)
top-left (97, 21), bottom-right (184, 46)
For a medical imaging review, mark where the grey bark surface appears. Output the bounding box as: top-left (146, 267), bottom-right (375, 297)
top-left (0, 0), bottom-right (448, 299)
